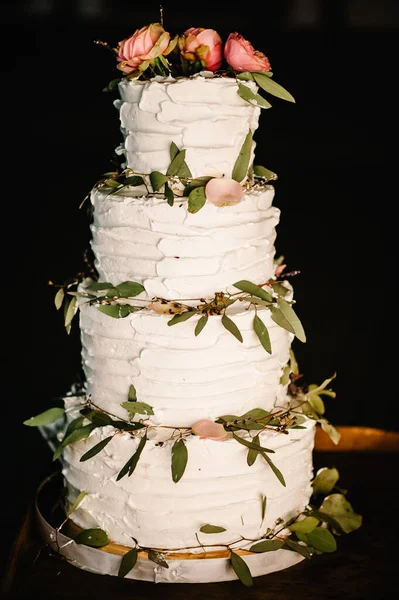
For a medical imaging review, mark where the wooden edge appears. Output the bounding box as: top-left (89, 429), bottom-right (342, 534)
top-left (64, 520), bottom-right (252, 560)
top-left (314, 425), bottom-right (399, 452)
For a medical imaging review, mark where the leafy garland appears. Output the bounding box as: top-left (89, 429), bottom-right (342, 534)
top-left (48, 464), bottom-right (362, 587)
top-left (81, 133), bottom-right (277, 213)
top-left (24, 355), bottom-right (339, 487)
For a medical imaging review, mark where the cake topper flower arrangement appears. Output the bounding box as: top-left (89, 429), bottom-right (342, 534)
top-left (97, 22), bottom-right (295, 108)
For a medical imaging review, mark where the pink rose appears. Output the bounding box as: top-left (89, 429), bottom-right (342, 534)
top-left (224, 32), bottom-right (271, 72)
top-left (205, 178), bottom-right (244, 207)
top-left (116, 23), bottom-right (171, 74)
top-left (180, 27), bottom-right (222, 71)
top-left (192, 420), bottom-right (228, 441)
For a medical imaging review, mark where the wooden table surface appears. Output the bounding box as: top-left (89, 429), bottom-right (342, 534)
top-left (2, 429), bottom-right (399, 599)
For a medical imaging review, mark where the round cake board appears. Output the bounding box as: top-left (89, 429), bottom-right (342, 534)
top-left (35, 472), bottom-right (304, 584)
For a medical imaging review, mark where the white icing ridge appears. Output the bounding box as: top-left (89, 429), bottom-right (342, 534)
top-left (61, 400), bottom-right (315, 549)
top-left (90, 185), bottom-right (278, 299)
top-left (80, 303), bottom-right (294, 426)
top-left (116, 74), bottom-right (261, 179)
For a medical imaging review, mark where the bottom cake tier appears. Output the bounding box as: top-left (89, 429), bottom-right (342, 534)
top-left (60, 395), bottom-right (316, 554)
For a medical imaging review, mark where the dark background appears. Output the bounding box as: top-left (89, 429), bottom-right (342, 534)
top-left (2, 0), bottom-right (398, 581)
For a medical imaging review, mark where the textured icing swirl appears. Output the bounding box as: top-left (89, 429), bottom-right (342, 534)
top-left (90, 185), bottom-right (278, 299)
top-left (80, 303), bottom-right (294, 427)
top-left (116, 74), bottom-right (261, 178)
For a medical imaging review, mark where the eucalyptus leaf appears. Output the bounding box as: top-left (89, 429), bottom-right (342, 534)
top-left (121, 401), bottom-right (154, 416)
top-left (86, 281), bottom-right (113, 291)
top-left (261, 495), bottom-right (267, 520)
top-left (54, 288), bottom-right (65, 310)
top-left (195, 314), bottom-right (208, 336)
top-left (23, 407), bottom-right (65, 427)
top-left (249, 539), bottom-right (283, 553)
top-left (247, 433), bottom-right (260, 466)
top-left (64, 416), bottom-right (85, 438)
top-left (188, 186), bottom-right (206, 213)
top-left (150, 171), bottom-right (168, 192)
top-left (283, 538), bottom-right (312, 559)
top-left (116, 434), bottom-right (147, 481)
top-left (241, 408), bottom-right (270, 421)
top-left (164, 182), bottom-right (174, 206)
top-left (232, 131), bottom-right (253, 183)
top-left (272, 282), bottom-right (290, 296)
top-left (233, 280), bottom-right (273, 302)
top-left (115, 281), bottom-right (145, 297)
top-left (96, 304), bottom-right (127, 319)
top-left (199, 524), bottom-right (226, 533)
top-left (318, 494), bottom-right (362, 533)
top-left (148, 550), bottom-right (169, 569)
top-left (118, 548), bottom-right (138, 578)
top-left (74, 528), bottom-right (109, 548)
top-left (123, 175), bottom-right (144, 186)
top-left (80, 435), bottom-right (114, 462)
top-left (232, 433), bottom-right (274, 454)
top-left (237, 82), bottom-right (272, 109)
top-left (221, 314), bottom-right (243, 343)
top-left (167, 311), bottom-right (197, 326)
top-left (260, 451), bottom-right (286, 487)
top-left (66, 490), bottom-right (87, 517)
top-left (64, 295), bottom-right (77, 330)
top-left (280, 364), bottom-right (291, 386)
top-left (59, 424), bottom-right (97, 452)
top-left (166, 148), bottom-right (192, 178)
top-left (253, 314), bottom-right (272, 354)
top-left (253, 165), bottom-right (278, 180)
top-left (171, 439), bottom-right (188, 483)
top-left (312, 467), bottom-right (340, 496)
top-left (289, 516), bottom-right (319, 534)
top-left (320, 419), bottom-right (341, 445)
top-left (230, 551), bottom-right (253, 587)
top-left (307, 527), bottom-right (337, 553)
top-left (128, 384), bottom-right (137, 401)
top-left (183, 176), bottom-right (213, 196)
top-left (113, 421), bottom-right (146, 431)
top-left (89, 411), bottom-right (114, 427)
top-left (170, 141), bottom-right (179, 161)
top-left (252, 72), bottom-right (296, 103)
top-left (236, 71), bottom-right (255, 81)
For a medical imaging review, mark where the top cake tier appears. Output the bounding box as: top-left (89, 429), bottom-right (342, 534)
top-left (115, 74), bottom-right (261, 179)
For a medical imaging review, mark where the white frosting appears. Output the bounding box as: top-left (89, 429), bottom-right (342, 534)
top-left (62, 399), bottom-right (315, 549)
top-left (90, 185), bottom-right (278, 299)
top-left (80, 303), bottom-right (294, 426)
top-left (116, 74), bottom-right (261, 179)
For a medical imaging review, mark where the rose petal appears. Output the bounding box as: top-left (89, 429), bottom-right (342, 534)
top-left (205, 178), bottom-right (244, 207)
top-left (274, 264), bottom-right (287, 278)
top-left (192, 420), bottom-right (228, 441)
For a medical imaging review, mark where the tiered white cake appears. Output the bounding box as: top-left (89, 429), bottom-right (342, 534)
top-left (53, 72), bottom-right (316, 583)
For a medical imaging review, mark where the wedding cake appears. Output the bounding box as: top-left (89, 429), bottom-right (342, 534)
top-left (25, 23), bottom-right (362, 585)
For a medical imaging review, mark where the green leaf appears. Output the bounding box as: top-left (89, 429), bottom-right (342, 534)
top-left (166, 147), bottom-right (192, 178)
top-left (183, 176), bottom-right (213, 196)
top-left (188, 186), bottom-right (206, 213)
top-left (233, 280), bottom-right (274, 302)
top-left (195, 314), bottom-right (208, 336)
top-left (307, 528), bottom-right (337, 553)
top-left (280, 364), bottom-right (291, 386)
top-left (74, 528), bottom-right (109, 547)
top-left (23, 407), bottom-right (65, 427)
top-left (270, 297), bottom-right (306, 342)
top-left (116, 434), bottom-right (147, 481)
top-left (86, 281), bottom-right (113, 292)
top-left (170, 141), bottom-right (180, 161)
top-left (118, 548), bottom-right (138, 578)
top-left (164, 182), bottom-right (174, 206)
top-left (253, 314), bottom-right (272, 354)
top-left (241, 408), bottom-right (270, 420)
top-left (312, 467), bottom-right (340, 496)
top-left (88, 411), bottom-right (114, 427)
top-left (115, 281), bottom-right (145, 297)
top-left (232, 131), bottom-right (253, 183)
top-left (123, 175), bottom-right (144, 186)
top-left (66, 491), bottom-right (87, 517)
top-left (113, 421), bottom-right (146, 431)
top-left (320, 419), bottom-right (341, 445)
top-left (249, 539), bottom-right (283, 553)
top-left (96, 304), bottom-right (127, 319)
top-left (260, 451), bottom-right (286, 487)
top-left (148, 550), bottom-right (169, 569)
top-left (171, 439), bottom-right (188, 483)
top-left (273, 282), bottom-right (290, 296)
top-left (199, 524), bottom-right (226, 534)
top-left (167, 310), bottom-right (197, 326)
top-left (64, 295), bottom-right (77, 330)
top-left (236, 72), bottom-right (255, 81)
top-left (150, 171), bottom-right (168, 192)
top-left (253, 165), bottom-right (278, 181)
top-left (252, 72), bottom-right (296, 103)
top-left (247, 433), bottom-right (260, 466)
top-left (54, 288), bottom-right (65, 310)
top-left (128, 384), bottom-right (137, 401)
top-left (121, 401), bottom-right (154, 417)
top-left (283, 538), bottom-right (312, 559)
top-left (237, 82), bottom-right (272, 109)
top-left (289, 516), bottom-right (319, 534)
top-left (80, 436), bottom-right (114, 462)
top-left (58, 424), bottom-right (97, 455)
top-left (318, 494), bottom-right (362, 533)
top-left (221, 314), bottom-right (243, 343)
top-left (230, 551), bottom-right (253, 587)
top-left (232, 433), bottom-right (274, 454)
top-left (261, 495), bottom-right (267, 520)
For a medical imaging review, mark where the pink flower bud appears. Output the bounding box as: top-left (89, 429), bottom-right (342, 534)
top-left (180, 27), bottom-right (222, 71)
top-left (274, 264), bottom-right (287, 278)
top-left (205, 178), bottom-right (244, 207)
top-left (192, 420), bottom-right (228, 441)
top-left (116, 23), bottom-right (171, 74)
top-left (224, 32), bottom-right (271, 72)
